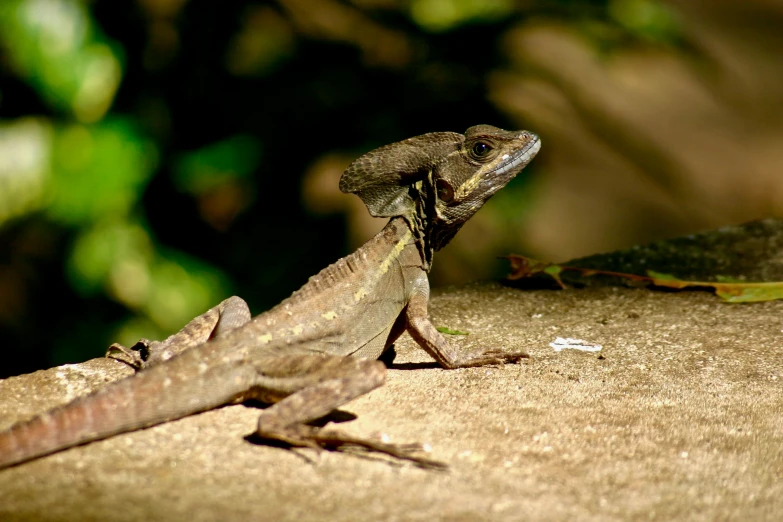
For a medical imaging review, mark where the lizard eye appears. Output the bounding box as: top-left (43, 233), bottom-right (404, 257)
top-left (469, 141), bottom-right (493, 161)
top-left (435, 179), bottom-right (454, 203)
top-left (473, 142), bottom-right (490, 155)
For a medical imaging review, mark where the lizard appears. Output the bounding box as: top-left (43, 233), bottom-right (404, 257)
top-left (0, 124), bottom-right (541, 470)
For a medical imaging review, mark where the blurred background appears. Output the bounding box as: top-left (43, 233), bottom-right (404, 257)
top-left (0, 0), bottom-right (781, 377)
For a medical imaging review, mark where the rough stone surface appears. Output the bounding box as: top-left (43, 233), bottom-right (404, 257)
top-left (1, 220), bottom-right (782, 521)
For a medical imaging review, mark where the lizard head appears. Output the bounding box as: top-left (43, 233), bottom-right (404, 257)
top-left (340, 125), bottom-right (540, 252)
top-left (427, 125), bottom-right (540, 248)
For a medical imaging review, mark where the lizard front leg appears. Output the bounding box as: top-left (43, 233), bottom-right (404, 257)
top-left (250, 355), bottom-right (445, 468)
top-left (405, 275), bottom-right (528, 369)
top-left (107, 296), bottom-right (251, 370)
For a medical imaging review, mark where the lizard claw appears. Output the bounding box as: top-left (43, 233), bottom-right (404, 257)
top-left (484, 349), bottom-right (529, 364)
top-left (311, 429), bottom-right (448, 470)
top-left (105, 340), bottom-right (152, 371)
top-left (448, 349), bottom-right (529, 368)
top-left (255, 424), bottom-right (447, 469)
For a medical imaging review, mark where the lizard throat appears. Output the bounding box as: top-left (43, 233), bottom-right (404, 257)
top-left (408, 186), bottom-right (461, 270)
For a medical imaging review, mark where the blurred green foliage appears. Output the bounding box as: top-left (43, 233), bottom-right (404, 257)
top-left (0, 0), bottom-right (122, 122)
top-left (48, 119), bottom-right (155, 224)
top-left (0, 0), bottom-right (682, 377)
top-left (410, 0), bottom-right (514, 32)
top-left (608, 0), bottom-right (680, 43)
top-left (173, 134), bottom-right (261, 195)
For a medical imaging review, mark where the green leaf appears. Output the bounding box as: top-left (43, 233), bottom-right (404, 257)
top-left (544, 265), bottom-right (564, 276)
top-left (714, 284), bottom-right (783, 304)
top-left (646, 270), bottom-right (681, 281)
top-left (436, 326), bottom-right (470, 335)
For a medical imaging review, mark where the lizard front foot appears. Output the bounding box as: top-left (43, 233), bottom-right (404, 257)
top-left (255, 423), bottom-right (447, 469)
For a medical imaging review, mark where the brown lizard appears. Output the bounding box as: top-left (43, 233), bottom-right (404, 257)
top-left (0, 124), bottom-right (540, 470)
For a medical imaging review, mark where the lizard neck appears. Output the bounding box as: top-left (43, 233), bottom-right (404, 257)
top-left (383, 215), bottom-right (429, 272)
top-left (405, 182), bottom-right (462, 272)
top-left (400, 210), bottom-right (434, 273)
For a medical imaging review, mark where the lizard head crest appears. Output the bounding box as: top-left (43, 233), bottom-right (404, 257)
top-left (338, 131), bottom-right (463, 218)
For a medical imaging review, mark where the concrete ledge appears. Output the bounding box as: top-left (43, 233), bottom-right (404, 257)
top-left (1, 220), bottom-right (782, 521)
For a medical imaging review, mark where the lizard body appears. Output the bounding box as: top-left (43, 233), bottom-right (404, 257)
top-left (0, 125), bottom-right (540, 469)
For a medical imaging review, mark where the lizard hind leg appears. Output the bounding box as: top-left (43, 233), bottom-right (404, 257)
top-left (251, 356), bottom-right (445, 469)
top-left (106, 296), bottom-right (252, 370)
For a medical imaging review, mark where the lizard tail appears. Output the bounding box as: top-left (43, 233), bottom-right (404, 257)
top-left (0, 359), bottom-right (249, 470)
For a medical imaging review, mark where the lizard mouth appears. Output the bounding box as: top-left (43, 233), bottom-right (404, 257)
top-left (496, 134), bottom-right (540, 175)
top-left (480, 133), bottom-right (541, 192)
